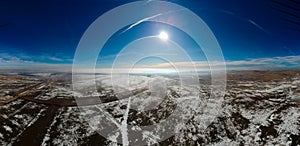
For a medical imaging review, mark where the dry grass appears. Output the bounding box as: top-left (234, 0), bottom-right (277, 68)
top-left (227, 70), bottom-right (300, 82)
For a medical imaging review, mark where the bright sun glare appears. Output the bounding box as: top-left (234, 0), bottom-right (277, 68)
top-left (158, 31), bottom-right (169, 41)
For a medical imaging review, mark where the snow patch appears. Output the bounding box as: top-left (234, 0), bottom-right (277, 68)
top-left (3, 125), bottom-right (12, 133)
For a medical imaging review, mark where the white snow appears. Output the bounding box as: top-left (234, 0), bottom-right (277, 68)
top-left (291, 95), bottom-right (300, 101)
top-left (264, 84), bottom-right (291, 93)
top-left (3, 125), bottom-right (12, 133)
top-left (27, 108), bottom-right (46, 127)
top-left (277, 107), bottom-right (300, 134)
top-left (142, 131), bottom-right (160, 145)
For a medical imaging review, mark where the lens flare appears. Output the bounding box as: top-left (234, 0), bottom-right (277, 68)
top-left (158, 31), bottom-right (169, 41)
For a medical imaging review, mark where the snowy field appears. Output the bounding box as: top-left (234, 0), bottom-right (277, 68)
top-left (0, 71), bottom-right (300, 145)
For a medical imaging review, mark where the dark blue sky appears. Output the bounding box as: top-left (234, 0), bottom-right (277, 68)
top-left (0, 0), bottom-right (299, 69)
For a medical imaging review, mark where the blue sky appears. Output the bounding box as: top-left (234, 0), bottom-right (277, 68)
top-left (97, 21), bottom-right (206, 68)
top-left (0, 0), bottom-right (299, 71)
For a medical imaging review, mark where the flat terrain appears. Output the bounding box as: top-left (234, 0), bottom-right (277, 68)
top-left (0, 70), bottom-right (299, 145)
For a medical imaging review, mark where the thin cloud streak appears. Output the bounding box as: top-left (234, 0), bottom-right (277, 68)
top-left (120, 13), bottom-right (162, 34)
top-left (119, 8), bottom-right (185, 35)
top-left (136, 55), bottom-right (300, 70)
top-left (198, 9), bottom-right (270, 35)
top-left (248, 19), bottom-right (270, 35)
top-left (48, 57), bottom-right (64, 62)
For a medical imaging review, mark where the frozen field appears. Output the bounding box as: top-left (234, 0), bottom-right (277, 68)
top-left (0, 71), bottom-right (299, 145)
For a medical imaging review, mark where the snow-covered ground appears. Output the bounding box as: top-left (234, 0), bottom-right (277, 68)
top-left (0, 72), bottom-right (300, 145)
top-left (0, 100), bottom-right (46, 145)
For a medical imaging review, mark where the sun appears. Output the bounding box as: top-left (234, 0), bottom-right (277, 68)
top-left (158, 31), bottom-right (169, 41)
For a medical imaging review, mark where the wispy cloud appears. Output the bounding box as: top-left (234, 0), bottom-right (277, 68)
top-left (134, 55), bottom-right (300, 70)
top-left (1, 53), bottom-right (300, 72)
top-left (119, 8), bottom-right (185, 34)
top-left (0, 53), bottom-right (72, 72)
top-left (248, 19), bottom-right (270, 35)
top-left (0, 53), bottom-right (33, 65)
top-left (235, 55), bottom-right (300, 66)
top-left (48, 56), bottom-right (64, 62)
top-left (201, 8), bottom-right (270, 35)
top-left (120, 13), bottom-right (162, 34)
top-left (0, 51), bottom-right (72, 64)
